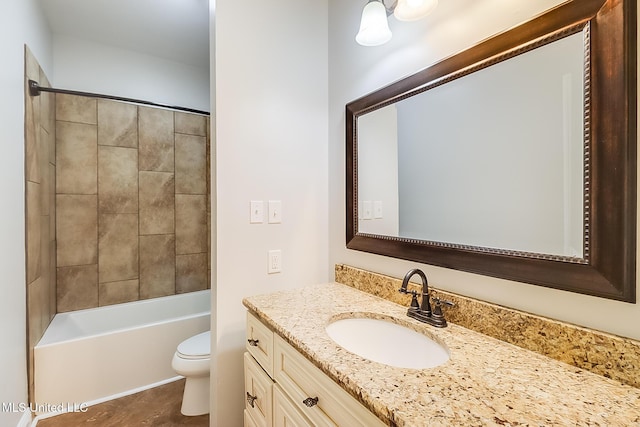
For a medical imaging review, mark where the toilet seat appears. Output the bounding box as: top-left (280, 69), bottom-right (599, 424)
top-left (177, 331), bottom-right (210, 360)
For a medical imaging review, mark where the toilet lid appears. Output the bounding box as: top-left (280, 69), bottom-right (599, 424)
top-left (177, 331), bottom-right (210, 359)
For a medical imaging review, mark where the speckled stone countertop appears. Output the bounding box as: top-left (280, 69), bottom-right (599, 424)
top-left (243, 282), bottom-right (640, 427)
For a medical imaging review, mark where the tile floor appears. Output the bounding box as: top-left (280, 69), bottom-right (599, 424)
top-left (36, 379), bottom-right (209, 426)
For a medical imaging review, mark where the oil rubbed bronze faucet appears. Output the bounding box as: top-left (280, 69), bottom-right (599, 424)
top-left (399, 268), bottom-right (454, 328)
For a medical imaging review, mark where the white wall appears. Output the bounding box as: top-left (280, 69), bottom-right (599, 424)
top-left (0, 1), bottom-right (52, 426)
top-left (328, 0), bottom-right (640, 341)
top-left (52, 34), bottom-right (210, 112)
top-left (213, 0), bottom-right (328, 424)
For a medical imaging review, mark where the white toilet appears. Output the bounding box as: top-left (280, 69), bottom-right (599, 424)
top-left (172, 331), bottom-right (211, 416)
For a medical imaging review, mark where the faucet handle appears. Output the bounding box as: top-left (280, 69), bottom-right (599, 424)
top-left (399, 288), bottom-right (420, 310)
top-left (431, 297), bottom-right (455, 318)
top-left (432, 297), bottom-right (455, 308)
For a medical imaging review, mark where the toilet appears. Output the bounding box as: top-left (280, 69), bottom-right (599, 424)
top-left (172, 331), bottom-right (211, 416)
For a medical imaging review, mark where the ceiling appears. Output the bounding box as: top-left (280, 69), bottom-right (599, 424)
top-left (39, 0), bottom-right (210, 69)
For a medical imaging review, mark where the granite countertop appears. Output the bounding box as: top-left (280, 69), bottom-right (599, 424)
top-left (243, 282), bottom-right (640, 426)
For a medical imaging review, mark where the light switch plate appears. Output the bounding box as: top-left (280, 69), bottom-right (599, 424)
top-left (268, 200), bottom-right (282, 224)
top-left (374, 201), bottom-right (383, 219)
top-left (250, 201), bottom-right (264, 223)
top-left (362, 201), bottom-right (372, 220)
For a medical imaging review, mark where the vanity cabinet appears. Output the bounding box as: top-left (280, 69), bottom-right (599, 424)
top-left (244, 311), bottom-right (385, 427)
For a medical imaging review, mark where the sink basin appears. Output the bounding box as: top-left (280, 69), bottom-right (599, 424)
top-left (325, 317), bottom-right (449, 369)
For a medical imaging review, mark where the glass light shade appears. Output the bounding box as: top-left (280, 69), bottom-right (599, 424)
top-left (355, 0), bottom-right (392, 46)
top-left (393, 0), bottom-right (438, 22)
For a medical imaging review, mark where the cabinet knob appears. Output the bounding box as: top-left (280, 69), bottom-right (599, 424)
top-left (247, 338), bottom-right (260, 346)
top-left (302, 396), bottom-right (319, 407)
top-left (246, 391), bottom-right (258, 408)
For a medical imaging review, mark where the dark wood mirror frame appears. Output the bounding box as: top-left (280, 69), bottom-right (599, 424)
top-left (346, 0), bottom-right (637, 302)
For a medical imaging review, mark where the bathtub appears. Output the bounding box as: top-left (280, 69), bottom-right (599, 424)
top-left (34, 290), bottom-right (210, 411)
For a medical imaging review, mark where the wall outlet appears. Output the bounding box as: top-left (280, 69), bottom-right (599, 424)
top-left (268, 250), bottom-right (281, 274)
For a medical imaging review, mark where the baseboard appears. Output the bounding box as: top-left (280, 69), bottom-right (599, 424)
top-left (30, 376), bottom-right (183, 426)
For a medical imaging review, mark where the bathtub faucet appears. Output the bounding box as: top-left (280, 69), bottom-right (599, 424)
top-left (399, 268), bottom-right (454, 328)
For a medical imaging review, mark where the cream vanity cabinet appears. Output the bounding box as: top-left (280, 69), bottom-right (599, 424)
top-left (244, 311), bottom-right (386, 427)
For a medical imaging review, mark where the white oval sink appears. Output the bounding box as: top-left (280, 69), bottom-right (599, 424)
top-left (325, 317), bottom-right (449, 369)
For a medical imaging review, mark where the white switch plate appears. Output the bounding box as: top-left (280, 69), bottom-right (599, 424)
top-left (362, 201), bottom-right (372, 220)
top-left (374, 201), bottom-right (383, 219)
top-left (268, 200), bottom-right (282, 224)
top-left (268, 250), bottom-right (281, 274)
top-left (250, 201), bottom-right (264, 223)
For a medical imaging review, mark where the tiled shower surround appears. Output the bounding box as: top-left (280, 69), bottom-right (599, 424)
top-left (55, 94), bottom-right (211, 312)
top-left (25, 46), bottom-right (56, 402)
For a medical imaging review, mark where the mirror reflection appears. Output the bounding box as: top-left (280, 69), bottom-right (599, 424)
top-left (357, 32), bottom-right (585, 258)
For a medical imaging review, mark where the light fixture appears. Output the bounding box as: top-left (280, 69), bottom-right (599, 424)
top-left (355, 0), bottom-right (438, 46)
top-left (355, 0), bottom-right (393, 47)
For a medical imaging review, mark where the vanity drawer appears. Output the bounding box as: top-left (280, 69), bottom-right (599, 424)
top-left (273, 384), bottom-right (313, 427)
top-left (244, 352), bottom-right (274, 427)
top-left (273, 334), bottom-right (385, 427)
top-left (246, 311), bottom-right (274, 377)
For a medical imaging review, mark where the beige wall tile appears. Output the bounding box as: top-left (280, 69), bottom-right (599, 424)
top-left (25, 45), bottom-right (40, 81)
top-left (49, 164), bottom-right (56, 241)
top-left (175, 112), bottom-right (207, 136)
top-left (98, 146), bottom-right (138, 213)
top-left (27, 276), bottom-right (47, 349)
top-left (140, 234), bottom-right (176, 299)
top-left (99, 279), bottom-right (139, 306)
top-left (98, 99), bottom-right (138, 148)
top-left (26, 182), bottom-right (41, 284)
top-left (139, 106), bottom-right (174, 172)
top-left (39, 74), bottom-right (55, 135)
top-left (175, 194), bottom-right (207, 255)
top-left (175, 134), bottom-right (207, 194)
top-left (39, 214), bottom-right (50, 298)
top-left (49, 240), bottom-right (57, 323)
top-left (25, 78), bottom-right (41, 184)
top-left (56, 195), bottom-right (98, 267)
top-left (57, 264), bottom-right (98, 312)
top-left (139, 171), bottom-right (175, 235)
top-left (56, 121), bottom-right (97, 194)
top-left (41, 90), bottom-right (56, 165)
top-left (176, 253), bottom-right (207, 293)
top-left (39, 127), bottom-right (51, 216)
top-left (56, 94), bottom-right (97, 125)
top-left (98, 213), bottom-right (139, 283)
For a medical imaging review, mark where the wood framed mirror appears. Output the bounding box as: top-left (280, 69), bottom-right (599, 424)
top-left (346, 0), bottom-right (637, 301)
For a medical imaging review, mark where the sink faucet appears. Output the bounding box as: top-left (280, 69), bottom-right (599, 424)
top-left (399, 268), bottom-right (454, 328)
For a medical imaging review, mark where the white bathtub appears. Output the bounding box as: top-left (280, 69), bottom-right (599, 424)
top-left (34, 290), bottom-right (210, 411)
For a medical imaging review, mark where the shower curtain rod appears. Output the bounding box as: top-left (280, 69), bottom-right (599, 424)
top-left (28, 79), bottom-right (210, 116)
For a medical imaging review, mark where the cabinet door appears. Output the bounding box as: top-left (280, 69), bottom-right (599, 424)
top-left (247, 311), bottom-right (275, 377)
top-left (244, 352), bottom-right (274, 427)
top-left (273, 384), bottom-right (313, 427)
top-left (245, 409), bottom-right (259, 427)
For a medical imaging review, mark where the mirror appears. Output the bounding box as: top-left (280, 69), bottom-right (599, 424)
top-left (346, 0), bottom-right (636, 301)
